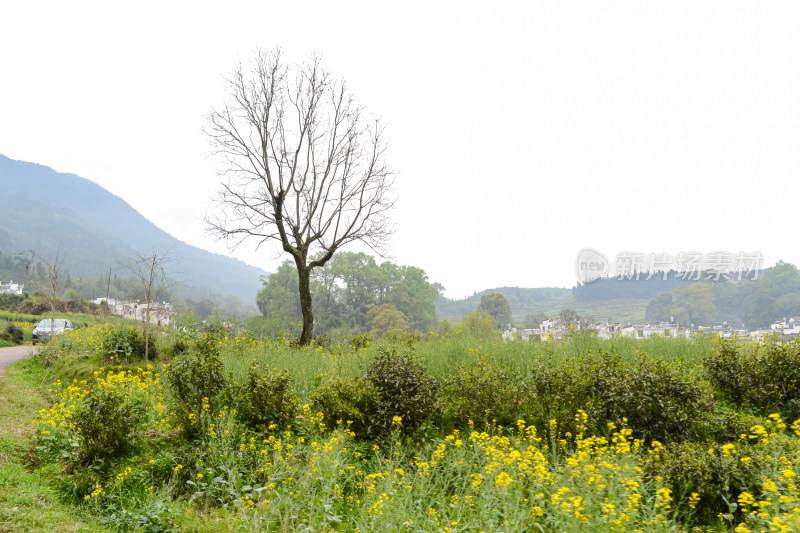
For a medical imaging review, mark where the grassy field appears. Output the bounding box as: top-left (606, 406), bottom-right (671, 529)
top-left (1, 323), bottom-right (799, 531)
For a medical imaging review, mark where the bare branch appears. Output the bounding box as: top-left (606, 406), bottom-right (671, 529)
top-left (205, 50), bottom-right (396, 345)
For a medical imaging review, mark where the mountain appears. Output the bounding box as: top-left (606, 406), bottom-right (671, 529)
top-left (0, 154), bottom-right (267, 304)
top-left (436, 286), bottom-right (649, 325)
top-left (436, 287), bottom-right (572, 321)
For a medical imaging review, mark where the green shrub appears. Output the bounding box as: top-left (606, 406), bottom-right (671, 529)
top-left (350, 333), bottom-right (372, 350)
top-left (705, 339), bottom-right (800, 420)
top-left (383, 329), bottom-right (421, 348)
top-left (644, 440), bottom-right (762, 525)
top-left (0, 323), bottom-right (23, 344)
top-left (309, 376), bottom-right (381, 439)
top-left (441, 360), bottom-right (520, 429)
top-left (169, 334), bottom-right (227, 436)
top-left (704, 340), bottom-right (750, 407)
top-left (590, 355), bottom-right (708, 443)
top-left (71, 385), bottom-right (145, 464)
top-left (101, 324), bottom-right (156, 362)
top-left (518, 359), bottom-right (594, 438)
top-left (234, 363), bottom-right (299, 431)
top-left (365, 348), bottom-right (439, 440)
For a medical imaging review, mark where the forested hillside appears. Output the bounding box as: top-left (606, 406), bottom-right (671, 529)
top-left (0, 154), bottom-right (266, 303)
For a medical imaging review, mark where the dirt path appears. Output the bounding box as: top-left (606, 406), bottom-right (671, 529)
top-left (0, 345), bottom-right (37, 379)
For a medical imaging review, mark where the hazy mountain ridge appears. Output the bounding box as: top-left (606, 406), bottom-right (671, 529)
top-left (0, 154), bottom-right (267, 303)
top-left (436, 286), bottom-right (573, 321)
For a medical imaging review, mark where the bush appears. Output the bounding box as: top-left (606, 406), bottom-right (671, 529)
top-left (350, 333), bottom-right (372, 350)
top-left (441, 360), bottom-right (520, 430)
top-left (644, 440), bottom-right (762, 525)
top-left (705, 339), bottom-right (800, 420)
top-left (383, 329), bottom-right (422, 348)
top-left (589, 355), bottom-right (708, 443)
top-left (169, 335), bottom-right (227, 436)
top-left (0, 323), bottom-right (23, 344)
top-left (309, 376), bottom-right (381, 439)
top-left (704, 340), bottom-right (750, 407)
top-left (101, 324), bottom-right (156, 362)
top-left (461, 309), bottom-right (498, 339)
top-left (365, 348), bottom-right (439, 440)
top-left (71, 385), bottom-right (145, 463)
top-left (234, 363), bottom-right (299, 431)
top-left (518, 359), bottom-right (594, 438)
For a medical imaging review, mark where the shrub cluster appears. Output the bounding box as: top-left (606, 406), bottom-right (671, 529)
top-left (311, 348), bottom-right (439, 441)
top-left (365, 348), bottom-right (439, 439)
top-left (705, 339), bottom-right (800, 420)
top-left (0, 323), bottom-right (23, 344)
top-left (309, 376), bottom-right (380, 438)
top-left (441, 359), bottom-right (520, 430)
top-left (233, 363), bottom-right (300, 431)
top-left (71, 384), bottom-right (145, 463)
top-left (168, 334), bottom-right (227, 436)
top-left (101, 323), bottom-right (156, 362)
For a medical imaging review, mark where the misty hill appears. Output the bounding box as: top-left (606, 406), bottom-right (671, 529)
top-left (436, 287), bottom-right (571, 321)
top-left (436, 286), bottom-right (651, 326)
top-left (0, 154), bottom-right (267, 304)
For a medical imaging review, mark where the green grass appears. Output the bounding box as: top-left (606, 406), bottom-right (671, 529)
top-left (5, 325), bottom-right (800, 531)
top-left (0, 359), bottom-right (111, 532)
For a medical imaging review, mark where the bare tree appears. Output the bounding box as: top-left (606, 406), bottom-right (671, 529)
top-left (126, 250), bottom-right (175, 361)
top-left (205, 49), bottom-right (395, 345)
top-left (28, 246), bottom-right (66, 329)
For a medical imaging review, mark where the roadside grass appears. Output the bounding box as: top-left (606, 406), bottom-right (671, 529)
top-left (0, 358), bottom-right (110, 532)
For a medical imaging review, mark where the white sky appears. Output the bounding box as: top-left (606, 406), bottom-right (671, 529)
top-left (2, 1), bottom-right (798, 298)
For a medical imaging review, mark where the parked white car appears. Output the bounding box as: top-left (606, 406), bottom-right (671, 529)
top-left (32, 318), bottom-right (75, 345)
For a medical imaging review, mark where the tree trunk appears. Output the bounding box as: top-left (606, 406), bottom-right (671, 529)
top-left (296, 262), bottom-right (314, 346)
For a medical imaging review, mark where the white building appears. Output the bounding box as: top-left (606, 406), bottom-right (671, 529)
top-left (0, 280), bottom-right (24, 295)
top-left (93, 298), bottom-right (175, 326)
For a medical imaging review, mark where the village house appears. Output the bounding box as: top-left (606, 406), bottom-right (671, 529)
top-left (92, 298), bottom-right (175, 326)
top-left (0, 280), bottom-right (24, 295)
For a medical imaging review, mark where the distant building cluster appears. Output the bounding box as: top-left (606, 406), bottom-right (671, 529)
top-left (93, 298), bottom-right (175, 326)
top-left (0, 280), bottom-right (24, 295)
top-left (503, 317), bottom-right (800, 342)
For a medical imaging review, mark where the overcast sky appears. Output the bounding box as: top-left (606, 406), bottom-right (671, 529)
top-left (2, 1), bottom-right (798, 298)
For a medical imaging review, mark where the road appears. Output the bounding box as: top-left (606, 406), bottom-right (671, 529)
top-left (0, 345), bottom-right (37, 379)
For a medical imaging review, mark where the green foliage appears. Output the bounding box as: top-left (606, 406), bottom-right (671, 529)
top-left (519, 360), bottom-right (594, 437)
top-left (705, 339), bottom-right (800, 420)
top-left (256, 262), bottom-right (302, 320)
top-left (0, 322), bottom-right (23, 344)
top-left (383, 328), bottom-right (421, 348)
top-left (704, 340), bottom-right (750, 407)
top-left (107, 502), bottom-right (181, 533)
top-left (441, 360), bottom-right (519, 429)
top-left (168, 335), bottom-right (227, 435)
top-left (365, 348), bottom-right (439, 439)
top-left (367, 303), bottom-right (408, 336)
top-left (233, 363), bottom-right (299, 431)
top-left (588, 355), bottom-right (707, 443)
top-left (101, 323), bottom-right (156, 362)
top-left (259, 252), bottom-right (439, 337)
top-left (0, 293), bottom-right (25, 312)
top-left (644, 440), bottom-right (762, 525)
top-left (461, 309), bottom-right (498, 339)
top-left (646, 282), bottom-right (717, 325)
top-left (309, 376), bottom-right (381, 439)
top-left (477, 293), bottom-right (512, 328)
top-left (349, 333), bottom-right (372, 350)
top-left (71, 385), bottom-right (145, 464)
top-left (644, 261), bottom-right (800, 329)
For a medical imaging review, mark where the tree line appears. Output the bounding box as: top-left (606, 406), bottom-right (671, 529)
top-left (256, 252), bottom-right (439, 338)
top-left (646, 261), bottom-right (800, 328)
